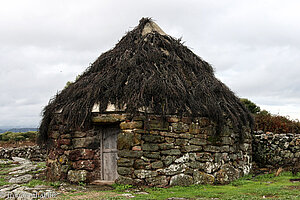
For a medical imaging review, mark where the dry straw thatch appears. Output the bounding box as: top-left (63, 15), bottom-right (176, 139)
top-left (39, 18), bottom-right (253, 143)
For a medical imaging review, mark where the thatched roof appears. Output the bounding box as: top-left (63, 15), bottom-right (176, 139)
top-left (39, 18), bottom-right (253, 143)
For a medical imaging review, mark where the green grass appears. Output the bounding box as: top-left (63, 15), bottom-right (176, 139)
top-left (24, 172), bottom-right (300, 200)
top-left (128, 172), bottom-right (300, 200)
top-left (0, 177), bottom-right (11, 186)
top-left (22, 179), bottom-right (61, 188)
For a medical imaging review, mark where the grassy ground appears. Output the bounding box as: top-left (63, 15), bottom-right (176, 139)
top-left (56, 172), bottom-right (300, 200)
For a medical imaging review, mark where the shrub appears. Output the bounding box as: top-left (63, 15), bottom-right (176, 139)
top-left (0, 131), bottom-right (38, 142)
top-left (255, 111), bottom-right (300, 134)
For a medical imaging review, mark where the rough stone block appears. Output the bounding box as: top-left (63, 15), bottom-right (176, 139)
top-left (158, 143), bottom-right (174, 150)
top-left (142, 134), bottom-right (164, 143)
top-left (151, 161), bottom-right (163, 169)
top-left (73, 160), bottom-right (95, 171)
top-left (189, 123), bottom-right (201, 134)
top-left (190, 138), bottom-right (206, 145)
top-left (193, 171), bottom-right (214, 185)
top-left (160, 132), bottom-right (179, 138)
top-left (134, 169), bottom-right (158, 179)
top-left (118, 150), bottom-right (143, 158)
top-left (134, 159), bottom-right (149, 169)
top-left (167, 117), bottom-right (180, 123)
top-left (148, 120), bottom-right (169, 130)
top-left (116, 175), bottom-right (134, 185)
top-left (117, 132), bottom-right (134, 150)
top-left (120, 121), bottom-right (143, 129)
top-left (69, 149), bottom-right (95, 161)
top-left (73, 137), bottom-right (99, 149)
top-left (117, 167), bottom-right (133, 175)
top-left (118, 158), bottom-right (134, 167)
top-left (142, 143), bottom-right (159, 151)
top-left (132, 146), bottom-right (142, 151)
top-left (170, 174), bottom-right (193, 186)
top-left (179, 133), bottom-right (193, 139)
top-left (67, 170), bottom-right (88, 183)
top-left (143, 152), bottom-right (161, 159)
top-left (57, 139), bottom-right (71, 146)
top-left (163, 156), bottom-right (176, 166)
top-left (161, 149), bottom-right (181, 155)
top-left (92, 114), bottom-right (127, 123)
top-left (175, 138), bottom-right (188, 146)
top-left (73, 131), bottom-right (86, 138)
top-left (171, 122), bottom-right (189, 133)
top-left (203, 145), bottom-right (220, 153)
top-left (145, 175), bottom-right (168, 187)
top-left (182, 145), bottom-right (202, 152)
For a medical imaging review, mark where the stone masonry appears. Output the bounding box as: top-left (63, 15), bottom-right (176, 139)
top-left (45, 113), bottom-right (252, 186)
top-left (252, 132), bottom-right (300, 168)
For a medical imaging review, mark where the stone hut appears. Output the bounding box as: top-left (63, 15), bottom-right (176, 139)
top-left (40, 18), bottom-right (253, 186)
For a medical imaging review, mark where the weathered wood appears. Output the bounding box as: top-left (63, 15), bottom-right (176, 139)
top-left (101, 126), bottom-right (119, 181)
top-left (90, 180), bottom-right (115, 185)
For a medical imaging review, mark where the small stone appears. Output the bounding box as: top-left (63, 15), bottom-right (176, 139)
top-left (69, 149), bottom-right (95, 161)
top-left (143, 152), bottom-right (161, 159)
top-left (142, 143), bottom-right (159, 151)
top-left (73, 131), bottom-right (86, 138)
top-left (163, 156), bottom-right (176, 166)
top-left (175, 139), bottom-right (188, 146)
top-left (116, 176), bottom-right (134, 185)
top-left (132, 146), bottom-right (142, 151)
top-left (120, 121), bottom-right (143, 129)
top-left (118, 150), bottom-right (143, 158)
top-left (170, 174), bottom-right (193, 186)
top-left (190, 138), bottom-right (206, 145)
top-left (73, 137), bottom-right (99, 149)
top-left (182, 145), bottom-right (202, 152)
top-left (9, 174), bottom-right (32, 184)
top-left (145, 176), bottom-right (168, 187)
top-left (161, 149), bottom-right (181, 155)
top-left (118, 158), bottom-right (134, 167)
top-left (117, 132), bottom-right (134, 150)
top-left (193, 171), bottom-right (214, 185)
top-left (117, 167), bottom-right (132, 175)
top-left (158, 143), bottom-right (174, 150)
top-left (151, 161), bottom-right (163, 169)
top-left (72, 160), bottom-right (95, 171)
top-left (134, 170), bottom-right (158, 179)
top-left (142, 135), bottom-right (164, 143)
top-left (67, 170), bottom-right (87, 183)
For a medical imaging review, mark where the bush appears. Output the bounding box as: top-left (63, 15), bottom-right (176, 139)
top-left (255, 111), bottom-right (300, 134)
top-left (0, 131), bottom-right (38, 142)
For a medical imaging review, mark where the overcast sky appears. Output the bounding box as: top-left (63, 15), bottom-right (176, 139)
top-left (0, 0), bottom-right (299, 128)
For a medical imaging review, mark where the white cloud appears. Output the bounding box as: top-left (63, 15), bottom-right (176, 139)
top-left (0, 0), bottom-right (300, 127)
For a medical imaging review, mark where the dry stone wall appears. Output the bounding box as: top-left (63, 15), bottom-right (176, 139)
top-left (45, 113), bottom-right (252, 186)
top-left (252, 132), bottom-right (300, 168)
top-left (116, 116), bottom-right (252, 186)
top-left (0, 146), bottom-right (46, 161)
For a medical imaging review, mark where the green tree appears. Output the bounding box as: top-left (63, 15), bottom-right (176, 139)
top-left (240, 98), bottom-right (261, 114)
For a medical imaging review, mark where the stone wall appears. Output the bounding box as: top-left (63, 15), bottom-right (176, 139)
top-left (116, 116), bottom-right (252, 186)
top-left (0, 146), bottom-right (46, 161)
top-left (252, 132), bottom-right (300, 168)
top-left (45, 113), bottom-right (252, 186)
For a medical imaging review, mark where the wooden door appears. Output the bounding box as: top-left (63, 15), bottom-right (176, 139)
top-left (102, 126), bottom-right (119, 181)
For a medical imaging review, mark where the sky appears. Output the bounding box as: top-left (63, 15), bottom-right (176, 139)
top-left (0, 0), bottom-right (299, 128)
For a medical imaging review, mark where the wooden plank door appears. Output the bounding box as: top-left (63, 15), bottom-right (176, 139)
top-left (102, 126), bottom-right (119, 181)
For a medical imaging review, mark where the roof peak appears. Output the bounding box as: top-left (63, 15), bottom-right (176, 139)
top-left (141, 20), bottom-right (166, 36)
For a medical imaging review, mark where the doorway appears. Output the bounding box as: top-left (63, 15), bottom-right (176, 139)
top-left (100, 125), bottom-right (119, 182)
